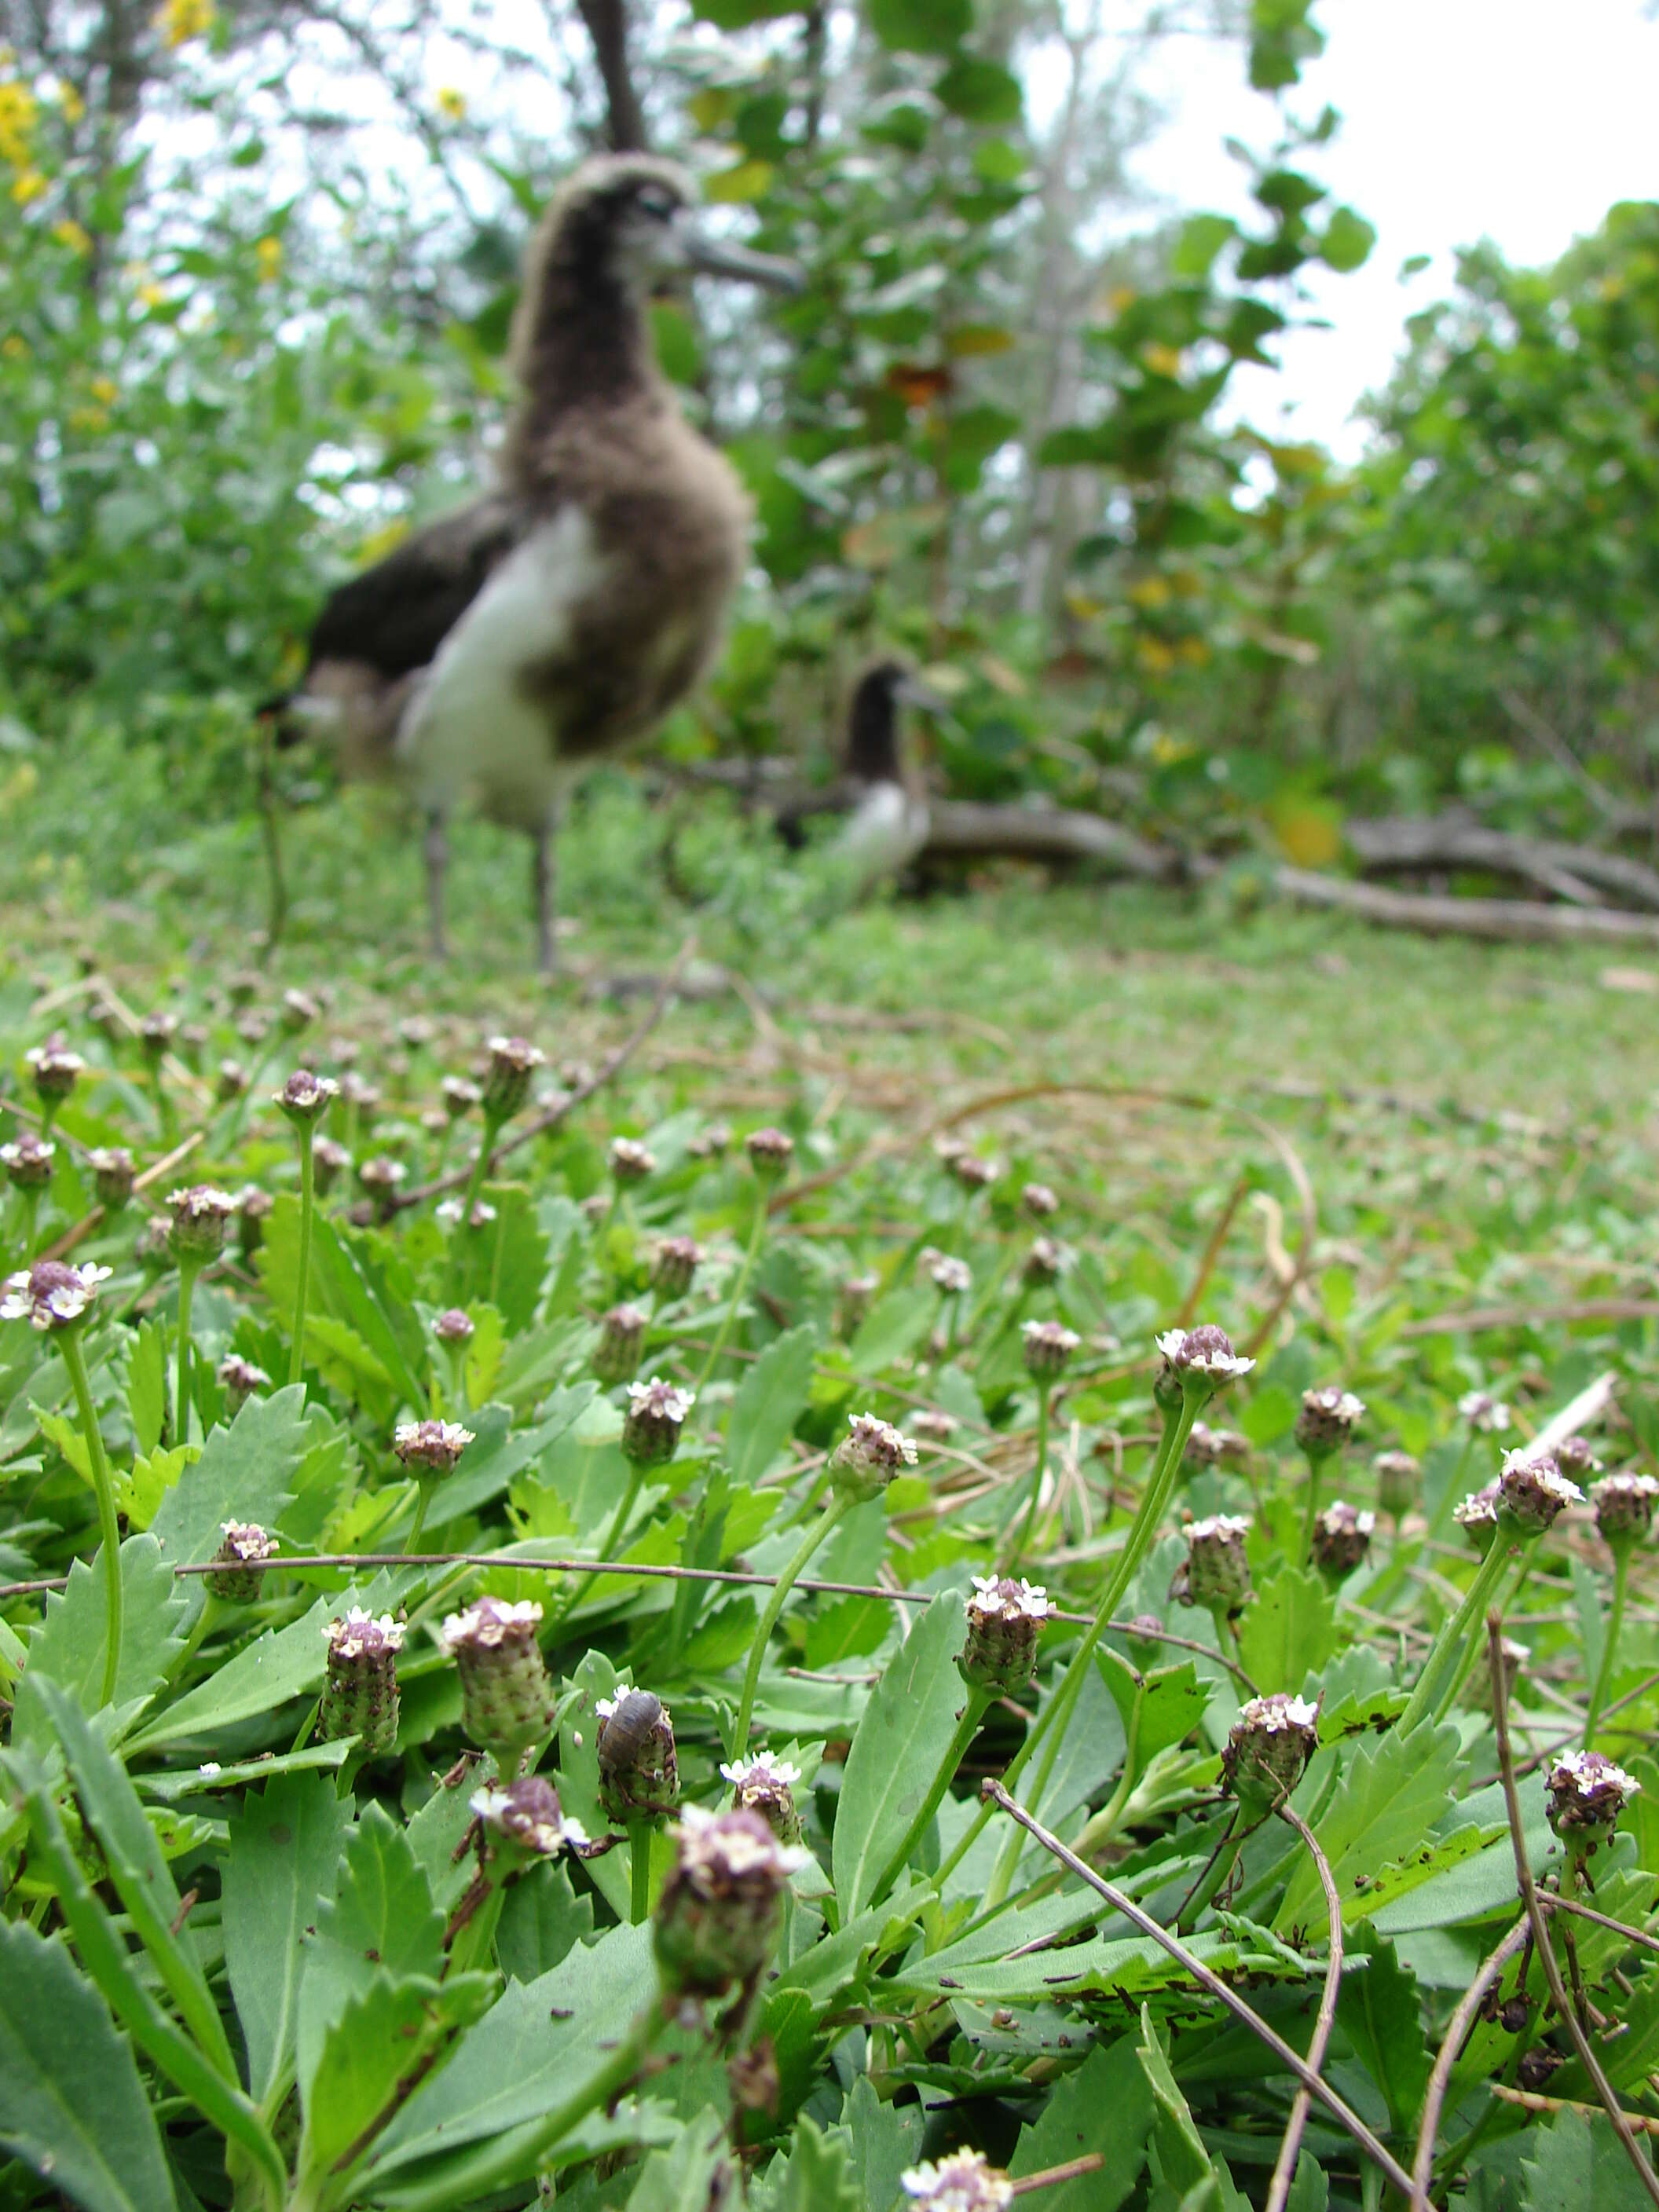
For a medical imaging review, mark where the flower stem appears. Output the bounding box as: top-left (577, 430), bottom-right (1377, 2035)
top-left (628, 1816), bottom-right (654, 1925)
top-left (1586, 1544), bottom-right (1632, 1749)
top-left (1398, 1535), bottom-right (1521, 1735)
top-left (460, 1110), bottom-right (506, 1223)
top-left (1299, 1453), bottom-right (1329, 1564)
top-left (946, 1392), bottom-right (1199, 1906)
top-left (1007, 1389), bottom-right (1050, 1574)
top-left (288, 1122), bottom-right (315, 1390)
top-left (174, 1258), bottom-right (201, 1448)
top-left (728, 1492), bottom-right (851, 1760)
top-left (405, 1479), bottom-right (434, 1558)
top-left (694, 1192), bottom-right (768, 1395)
top-left (870, 1686), bottom-right (991, 1906)
top-left (63, 1328), bottom-right (122, 1708)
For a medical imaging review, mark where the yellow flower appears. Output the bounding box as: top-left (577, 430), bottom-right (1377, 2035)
top-left (90, 374), bottom-right (118, 403)
top-left (2, 334), bottom-right (28, 361)
top-left (10, 168), bottom-right (46, 205)
top-left (434, 86), bottom-right (466, 119)
top-left (137, 280), bottom-right (167, 309)
top-left (53, 218), bottom-right (91, 255)
top-left (55, 81), bottom-right (84, 122)
top-left (1136, 636), bottom-right (1177, 678)
top-left (0, 76), bottom-right (38, 163)
top-left (1141, 342), bottom-right (1185, 379)
top-left (155, 0), bottom-right (215, 46)
top-left (67, 402), bottom-right (109, 432)
top-left (255, 234), bottom-right (283, 284)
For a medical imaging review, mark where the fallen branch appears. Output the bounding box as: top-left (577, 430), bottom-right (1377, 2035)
top-left (1409, 1916), bottom-right (1531, 2210)
top-left (1276, 867), bottom-right (1659, 948)
top-left (922, 799), bottom-right (1177, 882)
top-left (1346, 815), bottom-right (1659, 914)
top-left (1265, 1804), bottom-right (1345, 2212)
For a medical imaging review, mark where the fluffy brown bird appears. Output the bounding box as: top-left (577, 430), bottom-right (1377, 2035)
top-left (276, 156), bottom-right (798, 972)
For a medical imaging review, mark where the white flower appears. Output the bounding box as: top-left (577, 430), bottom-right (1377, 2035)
top-left (1240, 1692), bottom-right (1319, 1733)
top-left (469, 1780), bottom-right (588, 1855)
top-left (928, 1254), bottom-right (972, 1295)
top-left (836, 1412), bottom-right (918, 1477)
top-left (1459, 1390), bottom-right (1511, 1433)
top-left (197, 1760), bottom-right (223, 1779)
top-left (720, 1751), bottom-right (804, 1789)
top-left (439, 1597), bottom-right (542, 1652)
top-left (324, 1607), bottom-right (404, 1657)
top-left (1155, 1325), bottom-right (1255, 1379)
top-left (671, 1801), bottom-right (807, 1888)
top-left (626, 1377), bottom-right (694, 1423)
top-left (968, 1573), bottom-right (1052, 1622)
top-left (0, 1260), bottom-right (112, 1330)
top-left (900, 2149), bottom-right (1014, 2210)
top-left (1188, 1513), bottom-right (1251, 1542)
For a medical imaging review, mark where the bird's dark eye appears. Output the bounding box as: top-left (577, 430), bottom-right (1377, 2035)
top-left (635, 190), bottom-right (675, 222)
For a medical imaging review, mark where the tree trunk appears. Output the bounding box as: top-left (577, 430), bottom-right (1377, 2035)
top-left (573, 0), bottom-right (646, 152)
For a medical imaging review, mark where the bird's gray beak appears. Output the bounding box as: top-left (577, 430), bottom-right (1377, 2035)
top-left (683, 225), bottom-right (804, 294)
top-left (893, 676), bottom-right (949, 715)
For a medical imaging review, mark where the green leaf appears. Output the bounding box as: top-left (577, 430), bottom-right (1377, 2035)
top-left (447, 1184), bottom-right (549, 1333)
top-left (750, 2116), bottom-right (861, 2212)
top-left (496, 1860), bottom-right (595, 1982)
top-left (0, 1917), bottom-right (175, 2212)
top-left (933, 55), bottom-right (1022, 123)
top-left (35, 1679), bottom-right (236, 2081)
top-left (1138, 2007), bottom-right (1220, 2212)
top-left (122, 1319), bottom-right (167, 1458)
top-left (357, 1924), bottom-right (658, 2186)
top-left (1009, 2034), bottom-right (1154, 2210)
top-left (150, 1383), bottom-right (308, 1625)
top-left (127, 1582), bottom-right (383, 1750)
top-left (1335, 1933), bottom-right (1432, 2135)
top-left (13, 1535), bottom-right (185, 1746)
top-left (624, 2111), bottom-right (731, 2210)
top-left (115, 1444), bottom-right (195, 1532)
top-left (833, 1595), bottom-right (967, 1914)
top-left (222, 1771), bottom-right (353, 2105)
top-left (1320, 207), bottom-right (1376, 273)
top-left (1276, 1719), bottom-right (1465, 1936)
top-left (296, 1970), bottom-right (493, 2185)
top-left (1520, 2105), bottom-right (1659, 2212)
top-left (1171, 214), bottom-right (1236, 279)
top-left (725, 1324), bottom-right (816, 1484)
top-left (1235, 1564), bottom-right (1339, 1694)
top-left (868, 0), bottom-right (969, 53)
top-left (831, 2078), bottom-right (924, 2212)
top-left (296, 1802), bottom-right (445, 2107)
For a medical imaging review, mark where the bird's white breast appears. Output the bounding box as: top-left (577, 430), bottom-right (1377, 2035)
top-left (397, 507), bottom-right (609, 825)
top-left (834, 782), bottom-right (932, 893)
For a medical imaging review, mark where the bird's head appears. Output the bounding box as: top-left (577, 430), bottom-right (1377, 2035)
top-left (534, 155), bottom-right (801, 298)
top-left (846, 656), bottom-right (946, 782)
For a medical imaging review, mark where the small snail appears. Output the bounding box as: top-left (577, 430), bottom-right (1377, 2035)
top-left (595, 1688), bottom-right (679, 1821)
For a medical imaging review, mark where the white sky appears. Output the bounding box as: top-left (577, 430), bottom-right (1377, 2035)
top-left (1125, 0), bottom-right (1659, 455)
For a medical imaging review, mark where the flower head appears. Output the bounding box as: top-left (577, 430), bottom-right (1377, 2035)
top-left (900, 2149), bottom-right (1014, 2210)
top-left (837, 1273), bottom-right (879, 1335)
top-left (167, 1184), bottom-right (236, 1264)
top-left (745, 1126), bottom-right (794, 1181)
top-left (217, 1352), bottom-right (271, 1411)
top-left (595, 1687), bottom-right (679, 1821)
top-left (650, 1236), bottom-right (701, 1299)
top-left (1154, 1324), bottom-right (1254, 1402)
top-left (441, 1075), bottom-right (482, 1120)
top-left (1185, 1421), bottom-right (1251, 1468)
top-left (236, 1185), bottom-right (273, 1257)
top-left (622, 1376), bottom-right (694, 1467)
top-left (275, 1068), bottom-right (338, 1126)
top-left (1223, 1692), bottom-right (1320, 1806)
top-left (1022, 1236), bottom-right (1067, 1287)
top-left (1295, 1386), bottom-right (1366, 1458)
top-left (470, 1777), bottom-right (590, 1859)
top-left (1555, 1434), bottom-right (1603, 1481)
top-left (654, 1803), bottom-right (805, 1996)
top-left (394, 1418), bottom-right (474, 1474)
top-left (1453, 1483), bottom-right (1501, 1555)
top-left (482, 1036), bottom-right (545, 1120)
top-left (1593, 1470), bottom-right (1659, 1545)
top-left (1312, 1500), bottom-right (1375, 1580)
top-left (441, 1599), bottom-right (554, 1760)
top-left (27, 1042), bottom-right (83, 1101)
top-left (138, 1011), bottom-right (177, 1064)
top-left (206, 1519), bottom-right (277, 1602)
top-left (88, 1146), bottom-right (135, 1210)
top-left (719, 1749), bottom-right (806, 1844)
top-left (928, 1254), bottom-right (972, 1297)
top-left (1459, 1390), bottom-right (1511, 1434)
top-left (946, 1150), bottom-right (998, 1192)
top-left (1021, 1182), bottom-right (1060, 1219)
top-left (1022, 1318), bottom-right (1080, 1379)
top-left (608, 1136), bottom-right (657, 1184)
top-left (0, 1258), bottom-right (111, 1331)
top-left (319, 1610), bottom-right (404, 1753)
top-left (960, 1575), bottom-right (1051, 1692)
top-left (1171, 1514), bottom-right (1251, 1614)
top-left (832, 1410), bottom-right (917, 1502)
top-left (432, 1306), bottom-right (474, 1345)
top-left (217, 1060), bottom-right (250, 1103)
top-left (593, 1302), bottom-right (648, 1386)
top-left (312, 1135), bottom-right (350, 1194)
top-left (1373, 1448), bottom-right (1419, 1519)
top-left (280, 988), bottom-right (320, 1035)
top-left (1, 1132), bottom-right (56, 1189)
top-left (356, 1155), bottom-right (407, 1215)
top-left (1546, 1749), bottom-right (1639, 1843)
top-left (1498, 1448), bottom-right (1582, 1533)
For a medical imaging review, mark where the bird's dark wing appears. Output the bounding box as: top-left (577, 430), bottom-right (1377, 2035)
top-left (304, 494), bottom-right (530, 679)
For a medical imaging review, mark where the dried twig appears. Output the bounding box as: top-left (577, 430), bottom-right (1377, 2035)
top-left (39, 1129), bottom-right (205, 1263)
top-left (1265, 1804), bottom-right (1345, 2212)
top-left (979, 1780), bottom-right (1415, 2196)
top-left (1489, 1613), bottom-right (1659, 2207)
top-left (1409, 1915), bottom-right (1530, 2210)
top-left (1490, 2082), bottom-right (1659, 2134)
top-left (1009, 2152), bottom-right (1107, 2195)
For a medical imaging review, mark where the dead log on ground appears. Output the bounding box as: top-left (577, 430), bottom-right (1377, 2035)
top-left (1346, 815), bottom-right (1659, 913)
top-left (1276, 866), bottom-right (1659, 948)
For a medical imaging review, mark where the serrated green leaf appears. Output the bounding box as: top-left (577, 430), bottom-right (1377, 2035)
top-left (1139, 2006), bottom-right (1220, 2212)
top-left (1236, 1564), bottom-right (1339, 1694)
top-left (1276, 1719), bottom-right (1465, 1936)
top-left (1335, 1933), bottom-right (1432, 2134)
top-left (222, 1771), bottom-right (353, 2105)
top-left (0, 1917), bottom-right (175, 2212)
top-left (1009, 2033), bottom-right (1154, 2210)
top-left (296, 1802), bottom-right (445, 2107)
top-left (123, 1318), bottom-right (168, 1459)
top-left (296, 1970), bottom-right (493, 2184)
top-left (1519, 2104), bottom-right (1659, 2212)
top-left (496, 1859), bottom-right (594, 1983)
top-left (448, 1183), bottom-right (549, 1333)
top-left (751, 2115), bottom-right (860, 2212)
top-left (13, 1536), bottom-right (186, 1746)
top-left (726, 1324), bottom-right (816, 1484)
top-left (115, 1444), bottom-right (195, 1531)
top-left (126, 1581), bottom-right (387, 1750)
top-left (624, 2111), bottom-right (731, 2210)
top-left (150, 1384), bottom-right (308, 1624)
top-left (833, 1595), bottom-right (966, 1914)
top-left (830, 2077), bottom-right (923, 2212)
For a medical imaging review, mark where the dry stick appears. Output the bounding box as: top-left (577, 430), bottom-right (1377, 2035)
top-left (1264, 1804), bottom-right (1346, 2212)
top-left (1175, 1173), bottom-right (1251, 1331)
top-left (1541, 1890), bottom-right (1659, 1959)
top-left (1489, 1612), bottom-right (1659, 2208)
top-left (38, 1130), bottom-right (205, 1264)
top-left (390, 941), bottom-right (695, 1215)
top-left (1408, 1916), bottom-right (1531, 2211)
top-left (979, 1780), bottom-right (1415, 2199)
top-left (1490, 2083), bottom-right (1659, 2134)
top-left (1009, 2153), bottom-right (1107, 2196)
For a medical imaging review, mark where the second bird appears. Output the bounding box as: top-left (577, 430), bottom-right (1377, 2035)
top-left (277, 155), bottom-right (798, 973)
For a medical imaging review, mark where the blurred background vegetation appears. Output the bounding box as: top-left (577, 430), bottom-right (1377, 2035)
top-left (2, 0), bottom-right (1656, 896)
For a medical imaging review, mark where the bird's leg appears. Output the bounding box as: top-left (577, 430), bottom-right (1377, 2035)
top-left (424, 811), bottom-right (450, 961)
top-left (532, 811), bottom-right (559, 979)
